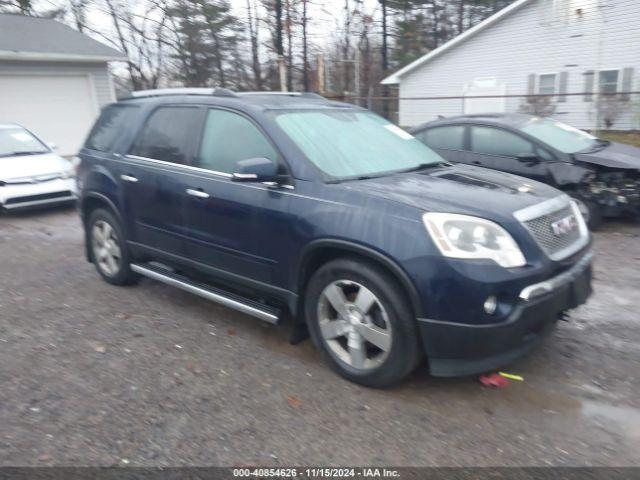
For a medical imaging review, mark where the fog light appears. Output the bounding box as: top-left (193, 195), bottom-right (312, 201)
top-left (484, 295), bottom-right (498, 315)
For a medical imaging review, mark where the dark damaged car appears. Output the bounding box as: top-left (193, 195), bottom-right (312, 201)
top-left (77, 91), bottom-right (593, 387)
top-left (411, 114), bottom-right (640, 228)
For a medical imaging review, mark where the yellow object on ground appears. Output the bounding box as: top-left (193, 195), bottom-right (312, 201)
top-left (499, 372), bottom-right (524, 381)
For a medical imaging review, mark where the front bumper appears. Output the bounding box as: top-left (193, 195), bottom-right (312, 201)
top-left (419, 251), bottom-right (593, 377)
top-left (0, 178), bottom-right (77, 211)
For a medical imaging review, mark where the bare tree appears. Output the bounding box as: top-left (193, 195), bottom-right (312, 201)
top-left (246, 0), bottom-right (263, 89)
top-left (301, 0), bottom-right (309, 91)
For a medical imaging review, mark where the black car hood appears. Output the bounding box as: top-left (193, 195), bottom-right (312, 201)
top-left (344, 164), bottom-right (562, 221)
top-left (573, 141), bottom-right (640, 170)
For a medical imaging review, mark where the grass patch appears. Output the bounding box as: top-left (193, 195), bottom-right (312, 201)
top-left (597, 131), bottom-right (640, 148)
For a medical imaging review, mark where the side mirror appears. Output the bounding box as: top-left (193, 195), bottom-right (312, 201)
top-left (516, 153), bottom-right (540, 165)
top-left (48, 142), bottom-right (58, 151)
top-left (232, 157), bottom-right (279, 182)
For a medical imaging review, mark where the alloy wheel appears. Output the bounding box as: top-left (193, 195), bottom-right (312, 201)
top-left (317, 280), bottom-right (392, 371)
top-left (92, 220), bottom-right (122, 277)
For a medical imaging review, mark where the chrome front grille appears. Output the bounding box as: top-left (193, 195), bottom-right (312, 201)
top-left (514, 195), bottom-right (590, 261)
top-left (524, 204), bottom-right (582, 257)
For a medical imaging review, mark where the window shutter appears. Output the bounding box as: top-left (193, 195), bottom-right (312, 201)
top-left (621, 67), bottom-right (634, 101)
top-left (527, 74), bottom-right (536, 102)
top-left (583, 70), bottom-right (594, 102)
top-left (558, 71), bottom-right (568, 102)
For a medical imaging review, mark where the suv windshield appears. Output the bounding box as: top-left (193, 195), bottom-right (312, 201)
top-left (273, 110), bottom-right (443, 180)
top-left (0, 127), bottom-right (49, 158)
top-left (519, 117), bottom-right (600, 153)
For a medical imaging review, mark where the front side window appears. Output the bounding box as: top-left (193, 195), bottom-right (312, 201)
top-left (130, 107), bottom-right (201, 164)
top-left (0, 126), bottom-right (49, 158)
top-left (519, 117), bottom-right (599, 153)
top-left (273, 110), bottom-right (443, 180)
top-left (416, 126), bottom-right (465, 150)
top-left (86, 105), bottom-right (138, 152)
top-left (470, 126), bottom-right (534, 157)
top-left (599, 70), bottom-right (619, 94)
top-left (538, 74), bottom-right (557, 95)
top-left (197, 109), bottom-right (278, 174)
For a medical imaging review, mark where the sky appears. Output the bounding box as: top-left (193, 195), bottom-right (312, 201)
top-left (49, 0), bottom-right (382, 51)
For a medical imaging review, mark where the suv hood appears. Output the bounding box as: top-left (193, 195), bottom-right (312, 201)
top-left (573, 141), bottom-right (640, 170)
top-left (0, 152), bottom-right (70, 181)
top-left (344, 164), bottom-right (562, 221)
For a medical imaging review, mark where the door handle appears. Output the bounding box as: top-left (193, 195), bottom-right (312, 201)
top-left (186, 188), bottom-right (210, 199)
top-left (121, 174), bottom-right (138, 183)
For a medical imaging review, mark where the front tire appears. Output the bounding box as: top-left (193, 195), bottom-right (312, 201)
top-left (88, 208), bottom-right (137, 285)
top-left (570, 195), bottom-right (602, 230)
top-left (304, 257), bottom-right (422, 388)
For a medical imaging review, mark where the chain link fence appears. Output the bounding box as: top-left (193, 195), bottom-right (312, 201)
top-left (325, 91), bottom-right (640, 142)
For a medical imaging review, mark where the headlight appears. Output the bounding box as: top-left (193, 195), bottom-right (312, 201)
top-left (423, 212), bottom-right (526, 268)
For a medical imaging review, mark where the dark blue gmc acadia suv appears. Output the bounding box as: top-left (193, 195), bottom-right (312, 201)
top-left (77, 89), bottom-right (593, 387)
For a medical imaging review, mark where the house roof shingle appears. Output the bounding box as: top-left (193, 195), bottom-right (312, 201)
top-left (0, 13), bottom-right (126, 62)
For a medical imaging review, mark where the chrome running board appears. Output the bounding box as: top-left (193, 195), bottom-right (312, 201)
top-left (131, 263), bottom-right (280, 324)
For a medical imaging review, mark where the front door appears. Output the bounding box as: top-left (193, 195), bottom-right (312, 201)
top-left (182, 108), bottom-right (292, 287)
top-left (466, 125), bottom-right (550, 183)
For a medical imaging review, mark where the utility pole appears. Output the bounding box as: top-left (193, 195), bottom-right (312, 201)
top-left (354, 49), bottom-right (361, 106)
top-left (317, 53), bottom-right (325, 94)
top-left (381, 0), bottom-right (389, 118)
top-left (275, 0), bottom-right (287, 91)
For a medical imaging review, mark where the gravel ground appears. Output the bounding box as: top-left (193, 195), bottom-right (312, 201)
top-left (0, 206), bottom-right (639, 467)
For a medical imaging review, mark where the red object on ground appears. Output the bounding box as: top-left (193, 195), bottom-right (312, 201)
top-left (479, 373), bottom-right (510, 388)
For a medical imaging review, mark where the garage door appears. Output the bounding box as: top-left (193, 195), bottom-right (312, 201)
top-left (0, 75), bottom-right (98, 157)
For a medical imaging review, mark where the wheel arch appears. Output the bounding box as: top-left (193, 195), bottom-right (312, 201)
top-left (296, 239), bottom-right (424, 319)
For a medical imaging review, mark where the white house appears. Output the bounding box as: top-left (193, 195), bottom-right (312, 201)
top-left (0, 14), bottom-right (125, 156)
top-left (382, 0), bottom-right (639, 130)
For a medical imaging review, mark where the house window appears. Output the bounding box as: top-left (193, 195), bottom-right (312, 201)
top-left (538, 74), bottom-right (557, 95)
top-left (598, 70), bottom-right (619, 94)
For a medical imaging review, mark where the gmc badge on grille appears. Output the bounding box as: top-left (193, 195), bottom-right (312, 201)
top-left (550, 214), bottom-right (578, 236)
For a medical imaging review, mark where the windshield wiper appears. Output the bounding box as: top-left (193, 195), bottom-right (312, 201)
top-left (399, 161), bottom-right (449, 174)
top-left (579, 139), bottom-right (610, 154)
top-left (3, 151), bottom-right (47, 157)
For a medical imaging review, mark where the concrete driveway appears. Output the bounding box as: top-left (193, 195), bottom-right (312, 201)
top-left (1, 207), bottom-right (639, 466)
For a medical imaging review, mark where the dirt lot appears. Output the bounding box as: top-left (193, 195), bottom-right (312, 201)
top-left (0, 206), bottom-right (639, 467)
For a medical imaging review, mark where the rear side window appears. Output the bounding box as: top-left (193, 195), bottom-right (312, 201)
top-left (470, 126), bottom-right (534, 157)
top-left (85, 105), bottom-right (138, 152)
top-left (196, 109), bottom-right (278, 174)
top-left (130, 107), bottom-right (201, 164)
top-left (416, 126), bottom-right (465, 150)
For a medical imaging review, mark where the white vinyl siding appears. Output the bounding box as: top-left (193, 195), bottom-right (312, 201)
top-left (397, 0), bottom-right (640, 130)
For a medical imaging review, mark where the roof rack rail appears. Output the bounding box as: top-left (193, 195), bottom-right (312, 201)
top-left (126, 87), bottom-right (238, 99)
top-left (239, 91), bottom-right (328, 101)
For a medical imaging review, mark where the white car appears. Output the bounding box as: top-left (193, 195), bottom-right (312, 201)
top-left (0, 124), bottom-right (77, 211)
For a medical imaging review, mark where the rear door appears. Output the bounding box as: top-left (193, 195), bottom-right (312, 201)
top-left (123, 105), bottom-right (205, 257)
top-left (182, 107), bottom-right (292, 286)
top-left (413, 125), bottom-right (468, 163)
top-left (467, 125), bottom-right (551, 182)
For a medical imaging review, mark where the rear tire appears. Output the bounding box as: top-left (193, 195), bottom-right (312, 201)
top-left (304, 257), bottom-right (422, 388)
top-left (87, 208), bottom-right (137, 286)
